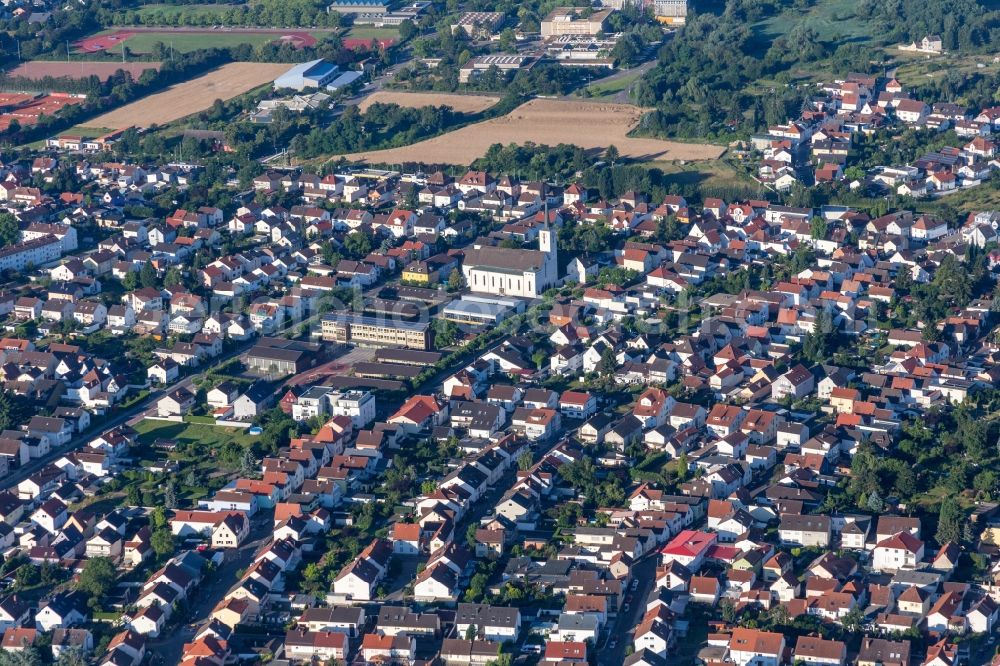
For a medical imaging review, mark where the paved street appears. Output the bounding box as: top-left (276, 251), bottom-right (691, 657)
top-left (581, 59), bottom-right (658, 104)
top-left (146, 515), bottom-right (273, 664)
top-left (598, 554), bottom-right (657, 666)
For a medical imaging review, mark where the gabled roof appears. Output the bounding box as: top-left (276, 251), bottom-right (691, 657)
top-left (876, 531), bottom-right (923, 553)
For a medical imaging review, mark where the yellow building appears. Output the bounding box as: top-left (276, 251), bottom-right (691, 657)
top-left (540, 7), bottom-right (614, 38)
top-left (402, 260), bottom-right (435, 285)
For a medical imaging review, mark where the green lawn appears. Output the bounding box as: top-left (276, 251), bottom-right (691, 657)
top-left (894, 51), bottom-right (1000, 90)
top-left (641, 159), bottom-right (760, 192)
top-left (919, 184), bottom-right (1000, 215)
top-left (133, 417), bottom-right (257, 450)
top-left (65, 125), bottom-right (116, 136)
top-left (676, 609), bottom-right (711, 664)
top-left (581, 70), bottom-right (642, 99)
top-left (130, 418), bottom-right (258, 503)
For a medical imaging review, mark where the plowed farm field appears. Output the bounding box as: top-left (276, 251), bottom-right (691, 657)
top-left (88, 62), bottom-right (289, 128)
top-left (340, 99), bottom-right (725, 165)
top-left (358, 91), bottom-right (500, 114)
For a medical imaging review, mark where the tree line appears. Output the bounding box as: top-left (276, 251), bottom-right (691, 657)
top-left (108, 0), bottom-right (344, 29)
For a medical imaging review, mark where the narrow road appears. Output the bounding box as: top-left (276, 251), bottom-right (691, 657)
top-left (333, 54), bottom-right (412, 111)
top-left (599, 554), bottom-right (657, 666)
top-left (569, 59), bottom-right (657, 104)
top-left (146, 515), bottom-right (273, 665)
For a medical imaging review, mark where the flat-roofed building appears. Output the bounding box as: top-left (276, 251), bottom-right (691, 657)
top-left (274, 59), bottom-right (341, 91)
top-left (374, 349), bottom-right (442, 366)
top-left (321, 313), bottom-right (432, 350)
top-left (442, 294), bottom-right (525, 325)
top-left (450, 11), bottom-right (505, 37)
top-left (540, 7), bottom-right (614, 38)
top-left (459, 55), bottom-right (534, 84)
top-left (327, 0), bottom-right (387, 14)
top-left (652, 0), bottom-right (687, 24)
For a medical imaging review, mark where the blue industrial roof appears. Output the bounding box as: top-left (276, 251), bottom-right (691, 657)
top-left (303, 59), bottom-right (338, 81)
top-left (275, 59), bottom-right (338, 87)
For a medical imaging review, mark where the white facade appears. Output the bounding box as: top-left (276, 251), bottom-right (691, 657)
top-left (873, 543), bottom-right (922, 572)
top-left (331, 390), bottom-right (376, 428)
top-left (0, 235), bottom-right (62, 272)
top-left (462, 229), bottom-right (558, 298)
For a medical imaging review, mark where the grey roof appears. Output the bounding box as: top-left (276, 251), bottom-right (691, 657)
top-left (557, 612), bottom-right (598, 631)
top-left (240, 381), bottom-right (276, 404)
top-left (455, 603), bottom-right (519, 628)
top-left (321, 312), bottom-right (430, 332)
top-left (300, 606), bottom-right (365, 624)
top-left (779, 514), bottom-right (831, 532)
top-left (463, 244), bottom-right (546, 273)
top-left (377, 605), bottom-right (440, 631)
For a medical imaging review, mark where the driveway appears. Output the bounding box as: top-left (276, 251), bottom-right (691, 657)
top-left (383, 555), bottom-right (423, 601)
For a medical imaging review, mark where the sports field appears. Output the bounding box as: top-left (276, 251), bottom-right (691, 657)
top-left (8, 60), bottom-right (161, 81)
top-left (88, 61), bottom-right (289, 128)
top-left (342, 26), bottom-right (397, 50)
top-left (76, 27), bottom-right (321, 55)
top-left (0, 92), bottom-right (85, 131)
top-left (340, 99), bottom-right (725, 165)
top-left (344, 26), bottom-right (398, 41)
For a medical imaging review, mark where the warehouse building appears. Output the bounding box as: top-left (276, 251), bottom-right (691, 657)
top-left (273, 59), bottom-right (363, 92)
top-left (442, 294), bottom-right (524, 326)
top-left (246, 337), bottom-right (323, 376)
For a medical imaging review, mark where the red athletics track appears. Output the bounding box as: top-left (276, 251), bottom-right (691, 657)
top-left (74, 28), bottom-right (320, 54)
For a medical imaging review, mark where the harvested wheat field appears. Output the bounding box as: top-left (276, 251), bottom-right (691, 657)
top-left (89, 62), bottom-right (290, 128)
top-left (358, 91), bottom-right (500, 114)
top-left (342, 99), bottom-right (724, 165)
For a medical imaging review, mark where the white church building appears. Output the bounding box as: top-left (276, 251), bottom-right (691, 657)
top-left (461, 228), bottom-right (558, 298)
